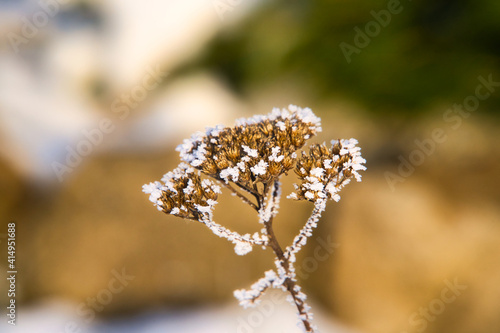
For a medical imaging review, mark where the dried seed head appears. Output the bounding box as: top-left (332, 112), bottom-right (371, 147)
top-left (142, 163), bottom-right (221, 220)
top-left (176, 105), bottom-right (321, 193)
top-left (289, 139), bottom-right (366, 203)
top-left (144, 105), bottom-right (365, 224)
top-left (143, 105), bottom-right (366, 331)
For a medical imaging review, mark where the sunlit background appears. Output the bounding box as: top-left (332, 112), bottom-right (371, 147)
top-left (1, 1), bottom-right (500, 332)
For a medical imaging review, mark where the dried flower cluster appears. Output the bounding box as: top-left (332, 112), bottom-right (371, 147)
top-left (290, 139), bottom-right (366, 203)
top-left (142, 105), bottom-right (366, 332)
top-left (143, 163), bottom-right (221, 220)
top-left (176, 105), bottom-right (321, 198)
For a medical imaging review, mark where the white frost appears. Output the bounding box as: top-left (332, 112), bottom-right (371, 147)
top-left (310, 167), bottom-right (324, 178)
top-left (242, 145), bottom-right (258, 158)
top-left (142, 181), bottom-right (163, 206)
top-left (250, 160), bottom-right (268, 176)
top-left (234, 241), bottom-right (253, 256)
top-left (220, 167), bottom-right (240, 183)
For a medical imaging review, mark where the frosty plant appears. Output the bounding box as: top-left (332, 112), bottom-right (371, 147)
top-left (142, 105), bottom-right (366, 332)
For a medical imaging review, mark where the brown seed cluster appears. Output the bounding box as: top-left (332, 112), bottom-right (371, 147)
top-left (155, 164), bottom-right (221, 220)
top-left (291, 139), bottom-right (365, 202)
top-left (177, 108), bottom-right (321, 195)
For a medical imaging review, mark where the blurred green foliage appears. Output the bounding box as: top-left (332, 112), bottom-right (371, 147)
top-left (188, 0), bottom-right (500, 116)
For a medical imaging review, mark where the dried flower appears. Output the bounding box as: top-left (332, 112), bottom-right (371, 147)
top-left (142, 163), bottom-right (221, 220)
top-left (290, 139), bottom-right (366, 203)
top-left (176, 105), bottom-right (321, 196)
top-left (142, 105), bottom-right (365, 332)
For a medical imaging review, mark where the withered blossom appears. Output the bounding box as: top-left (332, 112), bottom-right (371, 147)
top-left (176, 105), bottom-right (321, 197)
top-left (142, 105), bottom-right (365, 333)
top-left (143, 163), bottom-right (221, 220)
top-left (290, 139), bottom-right (366, 202)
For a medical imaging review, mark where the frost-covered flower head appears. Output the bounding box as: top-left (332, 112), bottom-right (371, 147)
top-left (176, 105), bottom-right (322, 195)
top-left (142, 163), bottom-right (221, 220)
top-left (289, 139), bottom-right (366, 203)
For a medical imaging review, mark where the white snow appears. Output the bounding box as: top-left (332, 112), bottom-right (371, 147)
top-left (6, 297), bottom-right (364, 333)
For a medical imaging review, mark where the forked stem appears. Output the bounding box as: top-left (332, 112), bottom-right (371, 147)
top-left (261, 181), bottom-right (315, 332)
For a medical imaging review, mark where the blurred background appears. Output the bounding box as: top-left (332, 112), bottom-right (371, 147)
top-left (1, 0), bottom-right (500, 332)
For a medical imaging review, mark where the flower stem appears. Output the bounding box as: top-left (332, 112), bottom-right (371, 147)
top-left (262, 182), bottom-right (315, 332)
top-left (220, 181), bottom-right (259, 211)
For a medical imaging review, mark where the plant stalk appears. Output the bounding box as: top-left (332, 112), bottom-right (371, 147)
top-left (261, 182), bottom-right (314, 332)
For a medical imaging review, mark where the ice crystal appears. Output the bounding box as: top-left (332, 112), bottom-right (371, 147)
top-left (234, 241), bottom-right (253, 256)
top-left (250, 160), bottom-right (269, 176)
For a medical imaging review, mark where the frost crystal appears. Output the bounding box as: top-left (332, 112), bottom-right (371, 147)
top-left (220, 166), bottom-right (240, 183)
top-left (142, 181), bottom-right (164, 207)
top-left (234, 241), bottom-right (253, 256)
top-left (269, 146), bottom-right (285, 162)
top-left (234, 270), bottom-right (278, 308)
top-left (310, 167), bottom-right (324, 178)
top-left (242, 145), bottom-right (258, 158)
top-left (250, 160), bottom-right (268, 176)
top-left (276, 121), bottom-right (286, 131)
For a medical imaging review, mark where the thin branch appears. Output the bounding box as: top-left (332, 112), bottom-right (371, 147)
top-left (284, 198), bottom-right (327, 259)
top-left (260, 182), bottom-right (315, 332)
top-left (270, 179), bottom-right (282, 218)
top-left (234, 270), bottom-right (277, 308)
top-left (200, 215), bottom-right (267, 246)
top-left (220, 181), bottom-right (259, 211)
